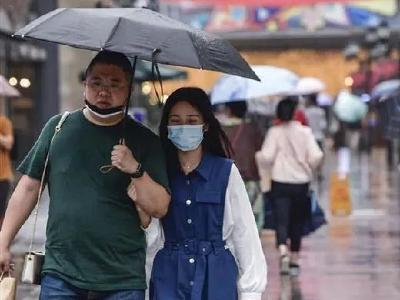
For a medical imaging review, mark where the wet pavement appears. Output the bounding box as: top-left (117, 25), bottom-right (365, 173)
top-left (9, 148), bottom-right (400, 299)
top-left (262, 148), bottom-right (400, 300)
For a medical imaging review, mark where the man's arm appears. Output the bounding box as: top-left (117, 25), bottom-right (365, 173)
top-left (112, 144), bottom-right (170, 218)
top-left (0, 176), bottom-right (41, 271)
top-left (130, 172), bottom-right (170, 218)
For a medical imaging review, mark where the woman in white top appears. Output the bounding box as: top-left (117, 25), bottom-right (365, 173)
top-left (256, 97), bottom-right (323, 276)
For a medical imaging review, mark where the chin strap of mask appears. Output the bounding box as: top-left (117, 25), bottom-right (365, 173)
top-left (100, 56), bottom-right (137, 174)
top-left (151, 48), bottom-right (164, 107)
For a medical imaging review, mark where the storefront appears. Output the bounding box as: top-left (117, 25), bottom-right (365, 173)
top-left (0, 29), bottom-right (57, 164)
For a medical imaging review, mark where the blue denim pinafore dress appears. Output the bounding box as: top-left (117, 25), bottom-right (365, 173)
top-left (150, 154), bottom-right (238, 300)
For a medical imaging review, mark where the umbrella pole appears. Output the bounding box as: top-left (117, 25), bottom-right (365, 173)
top-left (121, 56), bottom-right (138, 142)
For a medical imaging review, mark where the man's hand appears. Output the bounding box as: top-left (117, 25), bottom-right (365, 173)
top-left (0, 247), bottom-right (12, 273)
top-left (111, 144), bottom-right (139, 174)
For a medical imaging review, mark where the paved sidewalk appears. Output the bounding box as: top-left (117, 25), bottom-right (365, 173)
top-left (262, 148), bottom-right (400, 300)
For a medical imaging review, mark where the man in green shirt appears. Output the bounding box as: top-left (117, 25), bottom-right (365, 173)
top-left (0, 51), bottom-right (170, 299)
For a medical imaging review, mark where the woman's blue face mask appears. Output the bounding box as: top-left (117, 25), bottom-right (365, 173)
top-left (167, 124), bottom-right (204, 152)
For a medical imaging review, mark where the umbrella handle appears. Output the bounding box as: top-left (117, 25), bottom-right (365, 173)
top-left (99, 138), bottom-right (125, 174)
top-left (151, 48), bottom-right (164, 106)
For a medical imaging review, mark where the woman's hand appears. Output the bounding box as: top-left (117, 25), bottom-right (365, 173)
top-left (111, 144), bottom-right (139, 174)
top-left (127, 181), bottom-right (151, 228)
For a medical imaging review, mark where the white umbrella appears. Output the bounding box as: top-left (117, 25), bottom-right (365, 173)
top-left (294, 77), bottom-right (325, 95)
top-left (0, 75), bottom-right (20, 97)
top-left (210, 65), bottom-right (299, 105)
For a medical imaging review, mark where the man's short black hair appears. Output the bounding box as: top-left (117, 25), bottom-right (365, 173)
top-left (85, 50), bottom-right (132, 82)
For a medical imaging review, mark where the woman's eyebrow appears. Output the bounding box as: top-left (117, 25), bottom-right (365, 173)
top-left (169, 114), bottom-right (200, 118)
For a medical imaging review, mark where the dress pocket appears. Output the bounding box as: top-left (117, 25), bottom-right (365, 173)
top-left (195, 190), bottom-right (222, 204)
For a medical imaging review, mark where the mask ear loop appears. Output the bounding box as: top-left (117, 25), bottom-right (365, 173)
top-left (151, 48), bottom-right (164, 107)
top-left (99, 56), bottom-right (137, 174)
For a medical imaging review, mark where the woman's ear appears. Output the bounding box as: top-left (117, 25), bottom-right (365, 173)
top-left (204, 124), bottom-right (209, 132)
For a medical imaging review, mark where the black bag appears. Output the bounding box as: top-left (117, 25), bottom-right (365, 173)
top-left (302, 190), bottom-right (327, 236)
top-left (263, 190), bottom-right (327, 236)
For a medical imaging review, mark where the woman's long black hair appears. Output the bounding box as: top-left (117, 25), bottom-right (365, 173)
top-left (159, 87), bottom-right (233, 172)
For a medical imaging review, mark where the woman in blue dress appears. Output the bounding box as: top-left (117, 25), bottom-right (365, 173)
top-left (143, 87), bottom-right (266, 300)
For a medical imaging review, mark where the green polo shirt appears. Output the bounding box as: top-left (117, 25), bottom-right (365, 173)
top-left (18, 110), bottom-right (169, 291)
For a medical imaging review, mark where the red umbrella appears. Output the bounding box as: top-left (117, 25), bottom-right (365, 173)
top-left (161, 0), bottom-right (352, 7)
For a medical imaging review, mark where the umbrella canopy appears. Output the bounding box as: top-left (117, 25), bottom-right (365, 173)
top-left (162, 0), bottom-right (352, 7)
top-left (334, 90), bottom-right (367, 123)
top-left (0, 75), bottom-right (20, 97)
top-left (371, 79), bottom-right (400, 100)
top-left (293, 77), bottom-right (326, 95)
top-left (14, 8), bottom-right (258, 81)
top-left (134, 60), bottom-right (187, 82)
top-left (210, 65), bottom-right (298, 105)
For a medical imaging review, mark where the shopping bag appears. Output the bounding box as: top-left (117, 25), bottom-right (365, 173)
top-left (330, 173), bottom-right (352, 215)
top-left (264, 190), bottom-right (327, 235)
top-left (303, 190), bottom-right (327, 235)
top-left (0, 272), bottom-right (16, 300)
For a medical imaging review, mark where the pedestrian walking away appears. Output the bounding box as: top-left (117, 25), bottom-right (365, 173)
top-left (145, 87), bottom-right (267, 300)
top-left (220, 101), bottom-right (264, 231)
top-left (0, 51), bottom-right (170, 300)
top-left (256, 97), bottom-right (323, 276)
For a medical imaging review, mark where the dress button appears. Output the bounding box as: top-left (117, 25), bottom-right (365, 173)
top-left (187, 219), bottom-right (192, 224)
top-left (189, 281), bottom-right (194, 286)
top-left (189, 258), bottom-right (195, 264)
top-left (202, 248), bottom-right (206, 252)
top-left (186, 200), bottom-right (192, 205)
top-left (186, 180), bottom-right (190, 185)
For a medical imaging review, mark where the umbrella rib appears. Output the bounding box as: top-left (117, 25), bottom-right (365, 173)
top-left (103, 17), bottom-right (123, 49)
top-left (186, 31), bottom-right (203, 69)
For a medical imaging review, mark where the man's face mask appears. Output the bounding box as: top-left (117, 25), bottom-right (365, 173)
top-left (84, 99), bottom-right (124, 119)
top-left (167, 125), bottom-right (204, 152)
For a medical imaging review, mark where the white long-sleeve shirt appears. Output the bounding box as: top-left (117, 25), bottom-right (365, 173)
top-left (256, 121), bottom-right (323, 184)
top-left (145, 164), bottom-right (267, 300)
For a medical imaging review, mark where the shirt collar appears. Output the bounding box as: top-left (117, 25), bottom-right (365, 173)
top-left (194, 153), bottom-right (214, 181)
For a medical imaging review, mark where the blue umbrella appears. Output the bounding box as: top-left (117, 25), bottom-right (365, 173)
top-left (211, 65), bottom-right (298, 105)
top-left (371, 79), bottom-right (400, 100)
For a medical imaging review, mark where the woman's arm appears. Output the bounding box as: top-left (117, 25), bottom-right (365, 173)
top-left (127, 180), bottom-right (151, 228)
top-left (305, 128), bottom-right (323, 169)
top-left (255, 128), bottom-right (277, 167)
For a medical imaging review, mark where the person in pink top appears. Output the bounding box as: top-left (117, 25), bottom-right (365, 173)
top-left (256, 98), bottom-right (323, 276)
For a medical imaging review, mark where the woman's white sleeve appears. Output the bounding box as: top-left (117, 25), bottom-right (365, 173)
top-left (144, 218), bottom-right (164, 296)
top-left (256, 128), bottom-right (277, 166)
top-left (223, 164), bottom-right (267, 300)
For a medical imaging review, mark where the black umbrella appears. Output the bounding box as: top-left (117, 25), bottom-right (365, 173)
top-left (79, 60), bottom-right (187, 82)
top-left (134, 60), bottom-right (187, 82)
top-left (13, 8), bottom-right (258, 81)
